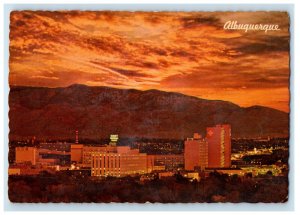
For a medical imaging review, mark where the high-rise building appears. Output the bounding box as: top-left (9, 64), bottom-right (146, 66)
top-left (184, 133), bottom-right (208, 171)
top-left (206, 124), bottom-right (231, 168)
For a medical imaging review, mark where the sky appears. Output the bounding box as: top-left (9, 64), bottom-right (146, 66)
top-left (9, 11), bottom-right (290, 112)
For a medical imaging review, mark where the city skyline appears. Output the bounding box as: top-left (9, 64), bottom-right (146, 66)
top-left (9, 11), bottom-right (290, 112)
top-left (8, 9), bottom-right (290, 204)
top-left (9, 123), bottom-right (290, 203)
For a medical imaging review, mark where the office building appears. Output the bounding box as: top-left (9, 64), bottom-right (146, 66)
top-left (82, 145), bottom-right (116, 167)
top-left (206, 124), bottom-right (231, 168)
top-left (91, 146), bottom-right (147, 177)
top-left (184, 133), bottom-right (208, 171)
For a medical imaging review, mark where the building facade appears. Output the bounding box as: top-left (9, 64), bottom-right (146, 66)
top-left (184, 133), bottom-right (208, 171)
top-left (82, 145), bottom-right (116, 167)
top-left (71, 144), bottom-right (84, 163)
top-left (91, 146), bottom-right (147, 177)
top-left (15, 147), bottom-right (38, 165)
top-left (206, 124), bottom-right (231, 168)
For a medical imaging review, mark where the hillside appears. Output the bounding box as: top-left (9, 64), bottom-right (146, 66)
top-left (8, 84), bottom-right (289, 140)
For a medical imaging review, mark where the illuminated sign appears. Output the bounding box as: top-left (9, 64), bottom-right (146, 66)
top-left (110, 134), bottom-right (118, 142)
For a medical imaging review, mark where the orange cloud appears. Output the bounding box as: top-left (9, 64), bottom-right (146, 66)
top-left (9, 11), bottom-right (290, 112)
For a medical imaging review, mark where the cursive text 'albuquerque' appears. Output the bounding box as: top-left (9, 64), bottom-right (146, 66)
top-left (224, 21), bottom-right (280, 33)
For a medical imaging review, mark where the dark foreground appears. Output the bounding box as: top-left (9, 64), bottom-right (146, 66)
top-left (8, 172), bottom-right (288, 203)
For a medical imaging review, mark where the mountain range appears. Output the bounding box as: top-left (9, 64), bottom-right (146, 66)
top-left (9, 84), bottom-right (289, 140)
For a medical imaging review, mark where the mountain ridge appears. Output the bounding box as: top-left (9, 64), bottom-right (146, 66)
top-left (8, 84), bottom-right (289, 140)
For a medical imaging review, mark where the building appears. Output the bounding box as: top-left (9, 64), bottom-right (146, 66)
top-left (15, 147), bottom-right (38, 165)
top-left (71, 129), bottom-right (84, 163)
top-left (38, 157), bottom-right (59, 165)
top-left (158, 172), bottom-right (174, 179)
top-left (205, 168), bottom-right (245, 176)
top-left (185, 172), bottom-right (201, 182)
top-left (9, 164), bottom-right (53, 175)
top-left (91, 146), bottom-right (147, 177)
top-left (15, 146), bottom-right (70, 167)
top-left (206, 124), bottom-right (231, 168)
top-left (8, 168), bottom-right (21, 175)
top-left (38, 148), bottom-right (70, 165)
top-left (82, 145), bottom-right (116, 167)
top-left (71, 133), bottom-right (120, 164)
top-left (184, 133), bottom-right (208, 171)
top-left (147, 154), bottom-right (184, 172)
top-left (71, 144), bottom-right (84, 163)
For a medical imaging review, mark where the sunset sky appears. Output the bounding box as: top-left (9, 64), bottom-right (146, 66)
top-left (9, 11), bottom-right (290, 112)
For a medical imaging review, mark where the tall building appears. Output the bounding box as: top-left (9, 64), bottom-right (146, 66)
top-left (206, 124), bottom-right (231, 168)
top-left (184, 133), bottom-right (208, 171)
top-left (15, 147), bottom-right (38, 165)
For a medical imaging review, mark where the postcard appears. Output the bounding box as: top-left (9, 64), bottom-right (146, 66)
top-left (8, 10), bottom-right (290, 203)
